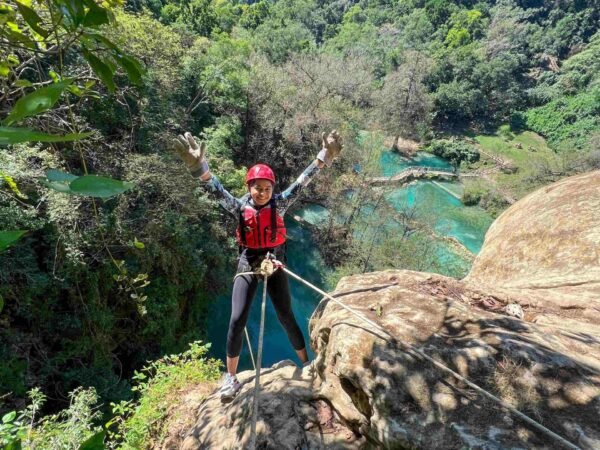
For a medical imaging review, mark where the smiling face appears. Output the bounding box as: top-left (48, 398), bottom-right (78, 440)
top-left (249, 178), bottom-right (273, 206)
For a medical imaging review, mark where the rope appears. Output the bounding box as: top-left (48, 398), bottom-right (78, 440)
top-left (233, 255), bottom-right (580, 450)
top-left (244, 327), bottom-right (256, 371)
top-left (234, 270), bottom-right (267, 373)
top-left (249, 272), bottom-right (268, 449)
top-left (232, 254), bottom-right (279, 449)
top-left (283, 268), bottom-right (582, 450)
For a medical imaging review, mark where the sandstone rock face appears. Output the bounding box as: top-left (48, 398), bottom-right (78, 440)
top-left (309, 271), bottom-right (600, 449)
top-left (178, 361), bottom-right (362, 449)
top-left (466, 170), bottom-right (600, 291)
top-left (170, 172), bottom-right (600, 449)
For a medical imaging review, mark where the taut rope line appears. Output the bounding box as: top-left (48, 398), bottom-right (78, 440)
top-left (244, 327), bottom-right (256, 370)
top-left (233, 257), bottom-right (278, 449)
top-left (283, 267), bottom-right (582, 450)
top-left (233, 270), bottom-right (259, 372)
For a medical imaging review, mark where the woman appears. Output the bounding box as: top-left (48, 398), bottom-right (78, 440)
top-left (174, 130), bottom-right (342, 400)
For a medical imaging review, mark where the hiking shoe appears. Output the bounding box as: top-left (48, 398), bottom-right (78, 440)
top-left (219, 373), bottom-right (241, 400)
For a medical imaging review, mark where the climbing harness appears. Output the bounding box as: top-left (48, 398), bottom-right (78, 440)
top-left (234, 255), bottom-right (581, 450)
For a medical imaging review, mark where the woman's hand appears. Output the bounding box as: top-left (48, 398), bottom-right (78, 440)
top-left (173, 132), bottom-right (210, 178)
top-left (317, 130), bottom-right (343, 167)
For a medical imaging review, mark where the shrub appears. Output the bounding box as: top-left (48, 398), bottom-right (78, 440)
top-left (426, 139), bottom-right (480, 167)
top-left (524, 87), bottom-right (600, 152)
top-left (498, 124), bottom-right (514, 141)
top-left (461, 181), bottom-right (509, 217)
top-left (462, 187), bottom-right (483, 206)
top-left (108, 341), bottom-right (221, 449)
top-left (0, 387), bottom-right (103, 450)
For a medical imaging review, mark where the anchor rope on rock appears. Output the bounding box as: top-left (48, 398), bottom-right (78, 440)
top-left (283, 268), bottom-right (582, 450)
top-left (233, 254), bottom-right (582, 450)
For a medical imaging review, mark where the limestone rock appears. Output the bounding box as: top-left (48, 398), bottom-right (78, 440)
top-left (466, 170), bottom-right (600, 292)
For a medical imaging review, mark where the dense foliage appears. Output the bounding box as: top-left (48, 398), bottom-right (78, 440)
top-left (1, 0), bottom-right (598, 446)
top-left (426, 139), bottom-right (480, 167)
top-left (108, 341), bottom-right (220, 448)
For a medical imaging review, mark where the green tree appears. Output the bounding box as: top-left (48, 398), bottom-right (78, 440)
top-left (426, 139), bottom-right (480, 167)
top-left (253, 19), bottom-right (315, 64)
top-left (159, 0), bottom-right (219, 37)
top-left (396, 8), bottom-right (435, 50)
top-left (424, 0), bottom-right (457, 27)
top-left (183, 33), bottom-right (251, 117)
top-left (1, 0), bottom-right (144, 144)
top-left (444, 9), bottom-right (486, 47)
top-left (433, 79), bottom-right (486, 123)
top-left (373, 51), bottom-right (433, 140)
top-left (239, 0), bottom-right (270, 30)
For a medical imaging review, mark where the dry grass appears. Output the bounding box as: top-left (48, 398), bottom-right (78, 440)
top-left (491, 356), bottom-right (541, 418)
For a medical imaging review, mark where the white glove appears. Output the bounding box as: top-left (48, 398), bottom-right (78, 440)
top-left (173, 132), bottom-right (209, 177)
top-left (317, 130), bottom-right (343, 166)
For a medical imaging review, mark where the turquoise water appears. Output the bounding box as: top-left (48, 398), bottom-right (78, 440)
top-left (384, 180), bottom-right (491, 254)
top-left (379, 151), bottom-right (454, 176)
top-left (380, 151), bottom-right (491, 254)
top-left (293, 203), bottom-right (329, 225)
top-left (206, 151), bottom-right (492, 370)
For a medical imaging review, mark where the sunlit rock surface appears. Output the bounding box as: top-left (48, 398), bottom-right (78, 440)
top-left (309, 270), bottom-right (600, 449)
top-left (165, 171), bottom-right (600, 449)
top-left (179, 360), bottom-right (362, 449)
top-left (466, 170), bottom-right (600, 293)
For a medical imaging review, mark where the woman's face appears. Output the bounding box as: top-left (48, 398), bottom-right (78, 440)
top-left (249, 179), bottom-right (273, 206)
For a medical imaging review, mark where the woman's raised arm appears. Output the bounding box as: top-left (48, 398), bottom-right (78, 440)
top-left (173, 131), bottom-right (242, 216)
top-left (279, 130), bottom-right (343, 207)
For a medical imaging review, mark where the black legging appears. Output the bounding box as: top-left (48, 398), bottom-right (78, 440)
top-left (226, 260), bottom-right (305, 358)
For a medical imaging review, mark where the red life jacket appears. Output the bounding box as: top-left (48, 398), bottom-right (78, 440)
top-left (236, 200), bottom-right (286, 249)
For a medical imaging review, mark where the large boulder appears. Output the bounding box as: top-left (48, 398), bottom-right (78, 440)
top-left (309, 270), bottom-right (600, 449)
top-left (304, 171), bottom-right (600, 448)
top-left (466, 170), bottom-right (600, 292)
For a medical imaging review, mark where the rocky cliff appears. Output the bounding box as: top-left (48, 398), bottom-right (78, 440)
top-left (166, 171), bottom-right (600, 449)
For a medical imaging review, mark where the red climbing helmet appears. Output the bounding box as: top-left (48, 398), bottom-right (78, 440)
top-left (245, 164), bottom-right (276, 185)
